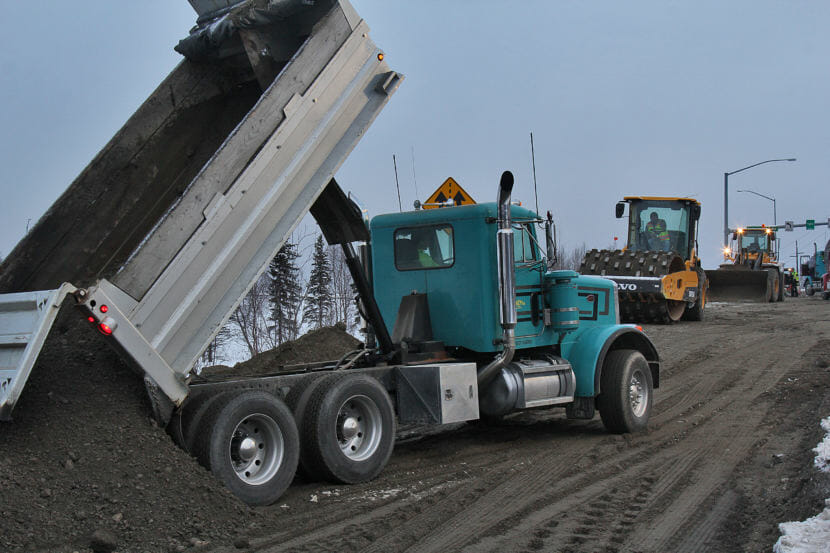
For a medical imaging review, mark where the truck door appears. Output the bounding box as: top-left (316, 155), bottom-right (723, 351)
top-left (513, 223), bottom-right (545, 345)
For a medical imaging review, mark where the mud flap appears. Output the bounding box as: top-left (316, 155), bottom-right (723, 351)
top-left (566, 397), bottom-right (596, 419)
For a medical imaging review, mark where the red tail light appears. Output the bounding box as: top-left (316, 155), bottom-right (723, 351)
top-left (87, 316), bottom-right (96, 323)
top-left (97, 316), bottom-right (117, 336)
top-left (100, 305), bottom-right (109, 313)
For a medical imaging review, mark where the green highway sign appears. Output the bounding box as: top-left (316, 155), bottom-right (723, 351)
top-left (806, 219), bottom-right (815, 230)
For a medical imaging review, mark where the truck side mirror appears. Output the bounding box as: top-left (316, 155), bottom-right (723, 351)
top-left (691, 204), bottom-right (701, 220)
top-left (545, 211), bottom-right (557, 269)
top-left (615, 203), bottom-right (625, 218)
top-left (732, 232), bottom-right (738, 241)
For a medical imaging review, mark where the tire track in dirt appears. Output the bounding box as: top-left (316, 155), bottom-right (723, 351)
top-left (389, 324), bottom-right (817, 552)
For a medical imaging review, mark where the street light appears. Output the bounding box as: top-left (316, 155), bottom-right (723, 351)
top-left (723, 158), bottom-right (795, 247)
top-left (738, 188), bottom-right (779, 254)
top-left (736, 189), bottom-right (776, 226)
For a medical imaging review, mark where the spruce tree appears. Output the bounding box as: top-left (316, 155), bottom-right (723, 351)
top-left (268, 240), bottom-right (302, 343)
top-left (303, 235), bottom-right (333, 330)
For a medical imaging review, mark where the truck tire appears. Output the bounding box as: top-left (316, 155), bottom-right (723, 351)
top-left (302, 374), bottom-right (395, 484)
top-left (197, 391), bottom-right (299, 506)
top-left (173, 392), bottom-right (231, 455)
top-left (807, 285), bottom-right (815, 296)
top-left (285, 375), bottom-right (335, 478)
top-left (597, 349), bottom-right (653, 434)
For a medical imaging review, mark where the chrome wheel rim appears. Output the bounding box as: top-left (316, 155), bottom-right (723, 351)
top-left (629, 369), bottom-right (648, 418)
top-left (336, 394), bottom-right (382, 461)
top-left (229, 413), bottom-right (284, 485)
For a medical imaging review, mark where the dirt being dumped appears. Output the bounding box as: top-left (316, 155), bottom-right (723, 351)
top-left (0, 308), bottom-right (261, 553)
top-left (0, 316), bottom-right (363, 553)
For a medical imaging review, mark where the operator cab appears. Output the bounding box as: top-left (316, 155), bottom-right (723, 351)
top-left (731, 227), bottom-right (777, 264)
top-left (617, 197), bottom-right (701, 259)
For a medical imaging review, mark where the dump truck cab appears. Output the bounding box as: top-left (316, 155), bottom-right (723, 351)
top-left (370, 195), bottom-right (658, 414)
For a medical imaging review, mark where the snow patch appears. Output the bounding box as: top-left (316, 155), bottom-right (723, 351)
top-left (813, 417), bottom-right (830, 473)
top-left (774, 500), bottom-right (830, 553)
top-left (774, 416), bottom-right (830, 553)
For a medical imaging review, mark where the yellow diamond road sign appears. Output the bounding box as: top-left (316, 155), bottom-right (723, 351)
top-left (423, 177), bottom-right (475, 209)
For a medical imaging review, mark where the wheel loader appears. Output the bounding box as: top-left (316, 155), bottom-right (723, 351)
top-left (705, 226), bottom-right (785, 302)
top-left (580, 197), bottom-right (707, 323)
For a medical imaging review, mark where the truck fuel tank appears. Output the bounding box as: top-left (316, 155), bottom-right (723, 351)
top-left (478, 356), bottom-right (576, 418)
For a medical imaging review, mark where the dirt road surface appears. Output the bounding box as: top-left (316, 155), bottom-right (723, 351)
top-left (2, 296), bottom-right (829, 552)
top-left (214, 297), bottom-right (830, 553)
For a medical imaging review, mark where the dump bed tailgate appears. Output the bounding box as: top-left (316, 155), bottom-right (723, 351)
top-left (0, 284), bottom-right (76, 420)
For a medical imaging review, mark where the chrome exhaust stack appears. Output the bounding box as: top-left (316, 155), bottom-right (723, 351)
top-left (477, 171), bottom-right (517, 387)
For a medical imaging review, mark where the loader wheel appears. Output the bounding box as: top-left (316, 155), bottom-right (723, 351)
top-left (767, 271), bottom-right (780, 303)
top-left (302, 374), bottom-right (395, 484)
top-left (197, 391), bottom-right (299, 506)
top-left (598, 349), bottom-right (653, 434)
top-left (823, 291), bottom-right (830, 300)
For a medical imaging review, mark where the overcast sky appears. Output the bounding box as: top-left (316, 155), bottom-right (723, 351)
top-left (1, 0), bottom-right (828, 270)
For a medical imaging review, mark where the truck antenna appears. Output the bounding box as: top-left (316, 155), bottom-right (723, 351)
top-left (393, 154), bottom-right (402, 212)
top-left (411, 146), bottom-right (420, 201)
top-left (530, 132), bottom-right (539, 219)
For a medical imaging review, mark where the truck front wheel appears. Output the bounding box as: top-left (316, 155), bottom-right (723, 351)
top-left (198, 391), bottom-right (299, 506)
top-left (302, 374), bottom-right (395, 484)
top-left (597, 349), bottom-right (653, 434)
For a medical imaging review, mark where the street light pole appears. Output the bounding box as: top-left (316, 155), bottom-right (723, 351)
top-left (723, 158), bottom-right (796, 248)
top-left (736, 189), bottom-right (776, 226)
top-left (737, 188), bottom-right (778, 254)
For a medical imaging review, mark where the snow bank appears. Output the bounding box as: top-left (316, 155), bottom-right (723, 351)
top-left (773, 416), bottom-right (830, 553)
top-left (813, 417), bottom-right (830, 472)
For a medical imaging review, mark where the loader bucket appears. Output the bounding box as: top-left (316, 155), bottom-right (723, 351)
top-left (704, 268), bottom-right (770, 302)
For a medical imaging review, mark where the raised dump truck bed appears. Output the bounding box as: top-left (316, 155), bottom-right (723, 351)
top-left (0, 0), bottom-right (401, 417)
top-left (0, 0), bottom-right (396, 297)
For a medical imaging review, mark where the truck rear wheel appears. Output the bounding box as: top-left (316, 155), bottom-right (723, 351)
top-left (197, 391), bottom-right (299, 506)
top-left (302, 374), bottom-right (395, 484)
top-left (598, 349), bottom-right (653, 434)
top-left (285, 375), bottom-right (334, 478)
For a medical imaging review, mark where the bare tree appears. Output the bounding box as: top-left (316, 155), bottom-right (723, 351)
top-left (229, 273), bottom-right (275, 357)
top-left (196, 324), bottom-right (234, 370)
top-left (552, 243), bottom-right (588, 271)
top-left (328, 246), bottom-right (356, 331)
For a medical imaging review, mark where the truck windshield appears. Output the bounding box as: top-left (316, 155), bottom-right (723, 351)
top-left (629, 201), bottom-right (690, 258)
top-left (513, 223), bottom-right (537, 262)
top-left (394, 224), bottom-right (455, 270)
top-left (739, 232), bottom-right (770, 252)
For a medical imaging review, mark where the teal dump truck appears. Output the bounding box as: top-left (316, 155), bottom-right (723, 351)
top-left (0, 0), bottom-right (659, 506)
top-left (802, 240), bottom-right (830, 298)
